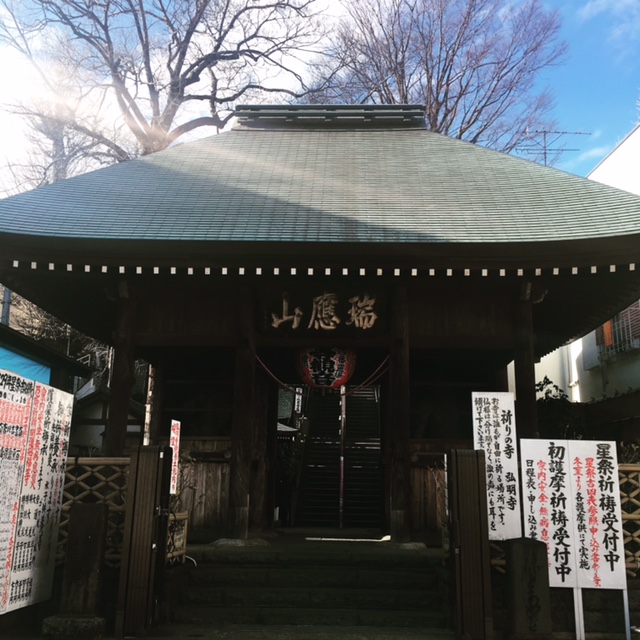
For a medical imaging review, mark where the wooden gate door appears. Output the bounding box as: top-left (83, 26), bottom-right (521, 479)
top-left (448, 449), bottom-right (494, 639)
top-left (116, 446), bottom-right (172, 638)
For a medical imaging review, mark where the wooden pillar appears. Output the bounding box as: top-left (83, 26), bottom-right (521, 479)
top-left (229, 291), bottom-right (255, 539)
top-left (265, 380), bottom-right (279, 529)
top-left (105, 281), bottom-right (136, 456)
top-left (514, 283), bottom-right (540, 439)
top-left (388, 285), bottom-right (412, 541)
top-left (249, 368), bottom-right (269, 532)
top-left (146, 361), bottom-right (164, 446)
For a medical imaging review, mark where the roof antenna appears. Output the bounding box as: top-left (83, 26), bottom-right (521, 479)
top-left (517, 130), bottom-right (591, 166)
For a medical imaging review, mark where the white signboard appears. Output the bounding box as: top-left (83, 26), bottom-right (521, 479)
top-left (169, 420), bottom-right (181, 495)
top-left (0, 370), bottom-right (73, 614)
top-left (472, 392), bottom-right (522, 540)
top-left (520, 439), bottom-right (626, 590)
top-left (0, 371), bottom-right (34, 614)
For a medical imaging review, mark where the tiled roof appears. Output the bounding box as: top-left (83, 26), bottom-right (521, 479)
top-left (1, 107), bottom-right (640, 248)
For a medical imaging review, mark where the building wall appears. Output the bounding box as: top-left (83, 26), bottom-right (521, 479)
top-left (536, 125), bottom-right (640, 401)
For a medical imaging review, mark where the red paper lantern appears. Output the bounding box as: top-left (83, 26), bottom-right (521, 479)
top-left (297, 348), bottom-right (356, 389)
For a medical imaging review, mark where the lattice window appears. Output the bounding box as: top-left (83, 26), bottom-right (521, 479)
top-left (58, 457), bottom-right (129, 568)
top-left (619, 465), bottom-right (640, 578)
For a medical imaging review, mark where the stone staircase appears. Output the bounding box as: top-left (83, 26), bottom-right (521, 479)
top-left (343, 388), bottom-right (383, 529)
top-left (162, 534), bottom-right (451, 633)
top-left (294, 393), bottom-right (342, 527)
top-left (294, 387), bottom-right (383, 529)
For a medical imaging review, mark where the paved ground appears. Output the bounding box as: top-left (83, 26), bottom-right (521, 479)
top-left (143, 624), bottom-right (457, 639)
top-left (6, 624), bottom-right (638, 639)
top-left (4, 622), bottom-right (456, 640)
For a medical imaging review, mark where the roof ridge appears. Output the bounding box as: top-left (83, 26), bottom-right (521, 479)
top-left (233, 103), bottom-right (426, 129)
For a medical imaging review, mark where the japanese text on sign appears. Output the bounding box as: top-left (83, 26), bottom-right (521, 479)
top-left (272, 292), bottom-right (378, 331)
top-left (472, 392), bottom-right (522, 541)
top-left (298, 348), bottom-right (355, 389)
top-left (0, 370), bottom-right (73, 614)
top-left (520, 439), bottom-right (626, 590)
top-left (169, 420), bottom-right (181, 495)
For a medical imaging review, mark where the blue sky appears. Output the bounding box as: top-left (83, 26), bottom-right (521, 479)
top-left (543, 0), bottom-right (640, 177)
top-left (0, 0), bottom-right (638, 185)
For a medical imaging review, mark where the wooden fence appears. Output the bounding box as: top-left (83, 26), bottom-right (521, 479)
top-left (165, 437), bottom-right (231, 532)
top-left (412, 456), bottom-right (640, 579)
top-left (59, 457), bottom-right (129, 568)
top-left (59, 456), bottom-right (187, 568)
top-left (620, 464), bottom-right (640, 577)
top-left (58, 454), bottom-right (640, 575)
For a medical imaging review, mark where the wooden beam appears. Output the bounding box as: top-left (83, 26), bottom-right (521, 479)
top-left (514, 284), bottom-right (539, 439)
top-left (265, 380), bottom-right (279, 529)
top-left (249, 369), bottom-right (270, 532)
top-left (147, 362), bottom-right (164, 445)
top-left (105, 282), bottom-right (136, 456)
top-left (388, 285), bottom-right (412, 541)
top-left (228, 290), bottom-right (256, 538)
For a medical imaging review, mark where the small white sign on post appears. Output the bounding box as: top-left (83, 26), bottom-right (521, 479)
top-left (169, 420), bottom-right (181, 495)
top-left (471, 391), bottom-right (522, 540)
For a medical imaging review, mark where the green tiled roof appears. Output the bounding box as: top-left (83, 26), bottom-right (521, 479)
top-left (1, 111), bottom-right (640, 248)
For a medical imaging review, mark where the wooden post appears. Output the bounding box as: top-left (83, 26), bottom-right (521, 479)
top-left (514, 283), bottom-right (540, 439)
top-left (388, 286), bottom-right (412, 541)
top-left (147, 361), bottom-right (164, 446)
top-left (60, 503), bottom-right (108, 614)
top-left (505, 538), bottom-right (552, 639)
top-left (265, 380), bottom-right (279, 528)
top-left (449, 449), bottom-right (494, 639)
top-left (105, 281), bottom-right (136, 456)
top-left (42, 504), bottom-right (108, 640)
top-left (381, 377), bottom-right (392, 534)
top-left (116, 446), bottom-right (171, 638)
top-left (229, 291), bottom-right (255, 539)
top-left (249, 368), bottom-right (269, 532)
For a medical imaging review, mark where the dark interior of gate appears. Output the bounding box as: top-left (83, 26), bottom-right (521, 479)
top-left (144, 332), bottom-right (509, 540)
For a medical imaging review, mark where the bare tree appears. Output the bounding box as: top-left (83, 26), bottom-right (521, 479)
top-left (1, 97), bottom-right (130, 195)
top-left (0, 0), bottom-right (326, 160)
top-left (310, 0), bottom-right (567, 153)
top-left (0, 283), bottom-right (105, 364)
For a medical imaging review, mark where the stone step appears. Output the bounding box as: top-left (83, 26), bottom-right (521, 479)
top-left (188, 547), bottom-right (442, 568)
top-left (172, 604), bottom-right (448, 627)
top-left (182, 585), bottom-right (443, 610)
top-left (188, 565), bottom-right (440, 589)
top-left (170, 539), bottom-right (449, 631)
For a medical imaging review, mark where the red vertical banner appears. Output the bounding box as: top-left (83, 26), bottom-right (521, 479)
top-left (169, 420), bottom-right (181, 495)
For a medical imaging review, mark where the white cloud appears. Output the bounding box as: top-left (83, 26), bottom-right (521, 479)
top-left (577, 145), bottom-right (612, 162)
top-left (577, 0), bottom-right (640, 50)
top-left (578, 0), bottom-right (638, 20)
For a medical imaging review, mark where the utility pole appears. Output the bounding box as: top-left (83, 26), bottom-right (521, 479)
top-left (517, 130), bottom-right (591, 166)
